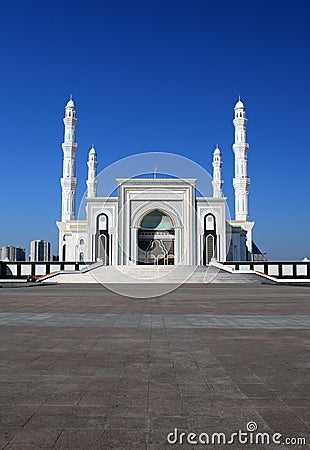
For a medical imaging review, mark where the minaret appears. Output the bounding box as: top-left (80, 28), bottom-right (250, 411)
top-left (60, 96), bottom-right (78, 221)
top-left (212, 144), bottom-right (224, 198)
top-left (232, 96), bottom-right (250, 221)
top-left (86, 144), bottom-right (98, 197)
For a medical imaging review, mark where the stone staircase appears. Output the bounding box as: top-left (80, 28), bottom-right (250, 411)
top-left (42, 264), bottom-right (261, 284)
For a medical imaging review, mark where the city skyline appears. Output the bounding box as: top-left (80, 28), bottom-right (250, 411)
top-left (0, 0), bottom-right (309, 260)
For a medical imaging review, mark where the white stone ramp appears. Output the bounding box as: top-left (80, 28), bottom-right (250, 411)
top-left (42, 265), bottom-right (261, 284)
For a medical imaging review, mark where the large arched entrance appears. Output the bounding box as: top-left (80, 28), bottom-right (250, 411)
top-left (137, 209), bottom-right (175, 265)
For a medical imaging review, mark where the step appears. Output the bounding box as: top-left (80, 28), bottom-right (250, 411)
top-left (45, 265), bottom-right (262, 285)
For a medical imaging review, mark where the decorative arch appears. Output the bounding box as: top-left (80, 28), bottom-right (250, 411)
top-left (203, 213), bottom-right (217, 265)
top-left (139, 209), bottom-right (174, 230)
top-left (90, 207), bottom-right (114, 232)
top-left (96, 213), bottom-right (108, 231)
top-left (204, 213), bottom-right (216, 231)
top-left (95, 213), bottom-right (110, 264)
top-left (133, 202), bottom-right (181, 229)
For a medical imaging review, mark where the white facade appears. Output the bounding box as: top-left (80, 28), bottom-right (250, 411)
top-left (57, 97), bottom-right (257, 264)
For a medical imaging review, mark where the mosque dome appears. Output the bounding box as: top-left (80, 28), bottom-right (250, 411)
top-left (234, 96), bottom-right (244, 109)
top-left (66, 95), bottom-right (75, 108)
top-left (89, 145), bottom-right (96, 154)
top-left (214, 145), bottom-right (221, 155)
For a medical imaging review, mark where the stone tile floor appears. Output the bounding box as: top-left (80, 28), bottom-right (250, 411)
top-left (0, 283), bottom-right (309, 449)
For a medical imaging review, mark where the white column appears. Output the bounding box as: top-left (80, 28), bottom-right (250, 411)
top-left (175, 227), bottom-right (181, 264)
top-left (212, 145), bottom-right (224, 198)
top-left (108, 234), bottom-right (112, 265)
top-left (60, 96), bottom-right (78, 221)
top-left (130, 227), bottom-right (138, 265)
top-left (232, 97), bottom-right (250, 221)
top-left (86, 145), bottom-right (98, 197)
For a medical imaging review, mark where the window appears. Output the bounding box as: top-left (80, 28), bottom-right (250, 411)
top-left (98, 214), bottom-right (108, 231)
top-left (205, 214), bottom-right (215, 231)
top-left (79, 239), bottom-right (84, 245)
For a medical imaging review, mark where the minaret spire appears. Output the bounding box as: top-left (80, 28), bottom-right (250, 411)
top-left (212, 144), bottom-right (224, 198)
top-left (60, 96), bottom-right (78, 221)
top-left (86, 144), bottom-right (98, 197)
top-left (232, 97), bottom-right (250, 221)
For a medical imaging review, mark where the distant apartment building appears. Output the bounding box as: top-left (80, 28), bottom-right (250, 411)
top-left (29, 240), bottom-right (51, 261)
top-left (1, 246), bottom-right (26, 261)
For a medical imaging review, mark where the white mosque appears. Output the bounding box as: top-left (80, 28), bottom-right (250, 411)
top-left (56, 96), bottom-right (260, 265)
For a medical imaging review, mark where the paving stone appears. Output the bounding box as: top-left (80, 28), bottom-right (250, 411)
top-left (0, 283), bottom-right (309, 449)
top-left (53, 429), bottom-right (107, 449)
top-left (7, 429), bottom-right (61, 449)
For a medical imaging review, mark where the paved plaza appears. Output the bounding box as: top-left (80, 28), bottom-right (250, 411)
top-left (0, 283), bottom-right (309, 449)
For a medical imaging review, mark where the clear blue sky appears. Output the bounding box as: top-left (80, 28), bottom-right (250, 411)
top-left (0, 0), bottom-right (309, 260)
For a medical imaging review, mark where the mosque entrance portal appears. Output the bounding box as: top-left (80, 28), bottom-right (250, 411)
top-left (137, 210), bottom-right (175, 265)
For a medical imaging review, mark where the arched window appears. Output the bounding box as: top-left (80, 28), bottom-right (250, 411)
top-left (205, 214), bottom-right (216, 231)
top-left (203, 214), bottom-right (216, 265)
top-left (79, 252), bottom-right (84, 262)
top-left (96, 214), bottom-right (109, 264)
top-left (79, 239), bottom-right (84, 245)
top-left (97, 214), bottom-right (108, 231)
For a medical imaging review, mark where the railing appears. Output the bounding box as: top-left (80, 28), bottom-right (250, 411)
top-left (0, 261), bottom-right (95, 279)
top-left (1, 260), bottom-right (310, 281)
top-left (223, 261), bottom-right (310, 279)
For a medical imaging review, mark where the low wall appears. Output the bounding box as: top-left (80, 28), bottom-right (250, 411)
top-left (2, 261), bottom-right (310, 280)
top-left (0, 261), bottom-right (94, 279)
top-left (224, 261), bottom-right (310, 279)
